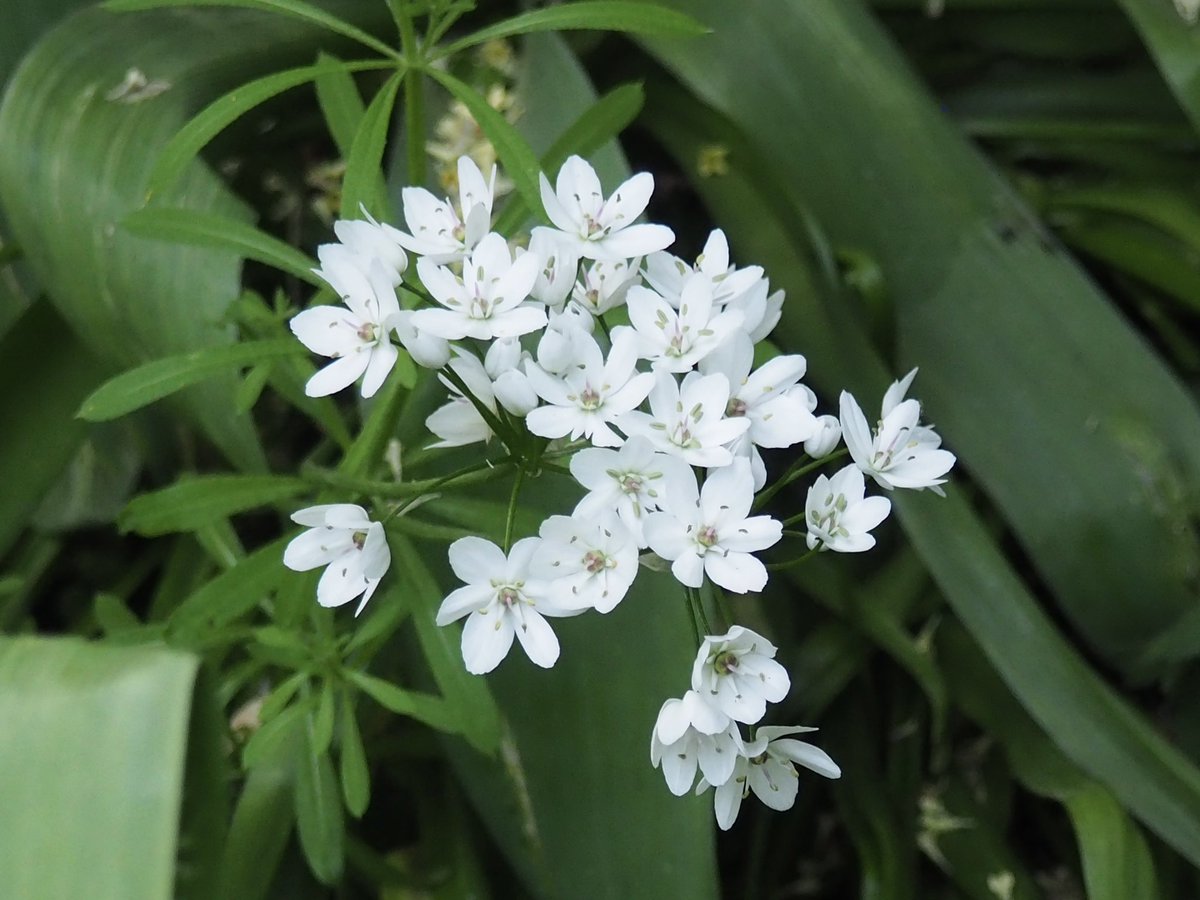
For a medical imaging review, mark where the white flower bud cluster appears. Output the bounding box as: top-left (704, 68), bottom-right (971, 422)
top-left (279, 153), bottom-right (956, 830)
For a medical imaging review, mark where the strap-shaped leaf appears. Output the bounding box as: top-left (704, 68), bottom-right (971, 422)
top-left (295, 713), bottom-right (344, 884)
top-left (314, 52), bottom-right (366, 157)
top-left (439, 1), bottom-right (708, 57)
top-left (167, 536), bottom-right (289, 641)
top-left (341, 70), bottom-right (403, 220)
top-left (344, 669), bottom-right (460, 734)
top-left (80, 339), bottom-right (302, 422)
top-left (120, 474), bottom-right (309, 536)
top-left (105, 0), bottom-right (399, 60)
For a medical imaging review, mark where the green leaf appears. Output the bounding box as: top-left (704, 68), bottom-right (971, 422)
top-left (1115, 0), bottom-right (1200, 135)
top-left (216, 742), bottom-right (294, 900)
top-left (314, 51), bottom-right (366, 157)
top-left (121, 209), bottom-right (322, 287)
top-left (341, 70), bottom-right (403, 219)
top-left (79, 339), bottom-right (302, 422)
top-left (0, 637), bottom-right (200, 900)
top-left (389, 534), bottom-right (502, 756)
top-left (120, 474), bottom-right (309, 536)
top-left (344, 669), bottom-right (460, 734)
top-left (243, 696), bottom-right (311, 770)
top-left (339, 697), bottom-right (371, 817)
top-left (312, 679), bottom-right (336, 754)
top-left (439, 1), bottom-right (708, 57)
top-left (0, 302), bottom-right (107, 559)
top-left (294, 714), bottom-right (345, 884)
top-left (140, 57), bottom-right (392, 199)
top-left (429, 68), bottom-right (545, 222)
top-left (105, 0), bottom-right (399, 60)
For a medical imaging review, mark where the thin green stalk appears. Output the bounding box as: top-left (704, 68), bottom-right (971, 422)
top-left (687, 585), bottom-right (714, 637)
top-left (682, 586), bottom-right (703, 647)
top-left (753, 448), bottom-right (849, 510)
top-left (302, 458), bottom-right (514, 499)
top-left (503, 468), bottom-right (526, 552)
top-left (396, 6), bottom-right (426, 187)
top-left (440, 363), bottom-right (514, 450)
top-left (766, 547), bottom-right (819, 572)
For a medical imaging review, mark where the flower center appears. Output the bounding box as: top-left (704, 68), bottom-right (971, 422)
top-left (713, 650), bottom-right (739, 675)
top-left (668, 420), bottom-right (699, 450)
top-left (351, 530), bottom-right (368, 550)
top-left (726, 398), bottom-right (747, 417)
top-left (498, 586), bottom-right (521, 608)
top-left (696, 525), bottom-right (719, 548)
top-left (583, 549), bottom-right (612, 574)
top-left (584, 214), bottom-right (603, 237)
top-left (619, 473), bottom-right (643, 495)
top-left (356, 322), bottom-right (379, 344)
top-left (579, 385), bottom-right (603, 411)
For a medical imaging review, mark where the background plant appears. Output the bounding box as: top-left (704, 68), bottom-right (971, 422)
top-left (3, 0), bottom-right (1200, 898)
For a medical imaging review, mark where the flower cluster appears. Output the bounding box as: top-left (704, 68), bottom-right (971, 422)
top-left (280, 153), bottom-right (956, 830)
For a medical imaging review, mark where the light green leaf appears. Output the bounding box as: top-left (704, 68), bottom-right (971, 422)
top-left (429, 68), bottom-right (545, 222)
top-left (339, 697), bottom-right (371, 818)
top-left (439, 1), bottom-right (708, 57)
top-left (243, 696), bottom-right (311, 770)
top-left (0, 637), bottom-right (200, 900)
top-left (344, 668), bottom-right (460, 734)
top-left (79, 339), bottom-right (302, 422)
top-left (294, 715), bottom-right (344, 884)
top-left (105, 0), bottom-right (399, 60)
top-left (341, 70), bottom-right (403, 219)
top-left (121, 209), bottom-right (321, 286)
top-left (216, 742), bottom-right (294, 900)
top-left (314, 52), bottom-right (366, 157)
top-left (1115, 0), bottom-right (1200, 134)
top-left (120, 474), bottom-right (309, 536)
top-left (312, 679), bottom-right (336, 754)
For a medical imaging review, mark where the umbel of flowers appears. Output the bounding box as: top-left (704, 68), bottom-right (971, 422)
top-left (283, 154), bottom-right (956, 830)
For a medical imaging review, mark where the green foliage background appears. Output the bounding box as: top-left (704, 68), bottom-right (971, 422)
top-left (2, 0), bottom-right (1200, 897)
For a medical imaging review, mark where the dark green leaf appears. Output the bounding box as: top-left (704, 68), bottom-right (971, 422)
top-left (314, 51), bottom-right (366, 157)
top-left (340, 70), bottom-right (402, 219)
top-left (79, 339), bottom-right (302, 422)
top-left (339, 696), bottom-right (371, 817)
top-left (243, 697), bottom-right (311, 770)
top-left (294, 715), bottom-right (344, 884)
top-left (216, 740), bottom-right (294, 900)
top-left (344, 669), bottom-right (460, 734)
top-left (120, 474), bottom-right (309, 536)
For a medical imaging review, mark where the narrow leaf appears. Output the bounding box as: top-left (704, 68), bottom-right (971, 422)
top-left (440, 1), bottom-right (707, 57)
top-left (339, 697), bottom-right (371, 817)
top-left (294, 716), bottom-right (344, 884)
top-left (79, 339), bottom-right (301, 422)
top-left (314, 52), bottom-right (366, 157)
top-left (341, 71), bottom-right (403, 219)
top-left (120, 474), bottom-right (309, 536)
top-left (344, 669), bottom-right (460, 734)
top-left (122, 208), bottom-right (321, 286)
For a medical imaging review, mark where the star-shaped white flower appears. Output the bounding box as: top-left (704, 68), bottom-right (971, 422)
top-left (332, 211), bottom-right (408, 285)
top-left (700, 726), bottom-right (841, 831)
top-left (282, 504), bottom-right (390, 615)
top-left (643, 229), bottom-right (764, 309)
top-left (528, 228), bottom-right (581, 308)
top-left (412, 232), bottom-right (545, 341)
top-left (620, 371), bottom-right (750, 468)
top-left (569, 436), bottom-right (693, 547)
top-left (839, 370), bottom-right (955, 491)
top-left (530, 513), bottom-right (638, 613)
top-left (535, 155), bottom-right (675, 261)
top-left (290, 248), bottom-right (400, 398)
top-left (525, 327), bottom-right (654, 447)
top-left (691, 625), bottom-right (790, 723)
top-left (650, 690), bottom-right (741, 796)
top-left (571, 256), bottom-right (641, 317)
top-left (627, 275), bottom-right (743, 373)
top-left (644, 459), bottom-right (782, 593)
top-left (805, 464), bottom-right (892, 553)
top-left (393, 156), bottom-right (495, 264)
top-left (435, 536), bottom-right (583, 674)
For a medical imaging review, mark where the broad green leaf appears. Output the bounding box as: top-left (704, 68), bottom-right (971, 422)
top-left (639, 42), bottom-right (1200, 869)
top-left (133, 57), bottom-right (393, 200)
top-left (121, 209), bottom-right (322, 287)
top-left (344, 668), bottom-right (460, 734)
top-left (0, 637), bottom-right (200, 900)
top-left (1067, 785), bottom-right (1160, 900)
top-left (79, 339), bottom-right (303, 422)
top-left (429, 68), bottom-right (544, 222)
top-left (314, 52), bottom-right (366, 157)
top-left (1115, 0), bottom-right (1200, 134)
top-left (339, 697), bottom-right (371, 817)
top-left (341, 70), bottom-right (403, 219)
top-left (0, 302), bottom-right (107, 559)
top-left (31, 421), bottom-right (143, 531)
top-left (294, 715), bottom-right (345, 884)
top-left (439, 1), bottom-right (707, 57)
top-left (388, 534), bottom-right (502, 756)
top-left (639, 0), bottom-right (1200, 677)
top-left (120, 474), bottom-right (309, 536)
top-left (105, 0), bottom-right (399, 60)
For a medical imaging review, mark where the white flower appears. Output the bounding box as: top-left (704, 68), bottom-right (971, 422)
top-left (535, 155), bottom-right (675, 261)
top-left (619, 371), bottom-right (750, 468)
top-left (627, 276), bottom-right (743, 373)
top-left (839, 371), bottom-right (955, 491)
top-left (393, 156), bottom-right (495, 264)
top-left (283, 504), bottom-right (390, 615)
top-left (412, 233), bottom-right (545, 341)
top-left (700, 726), bottom-right (841, 830)
top-left (747, 287), bottom-right (785, 344)
top-left (643, 229), bottom-right (764, 309)
top-left (569, 436), bottom-right (693, 547)
top-left (690, 625), bottom-right (790, 723)
top-left (805, 464), bottom-right (892, 553)
top-left (487, 339), bottom-right (538, 417)
top-left (426, 350), bottom-right (498, 448)
top-left (803, 414), bottom-right (842, 459)
top-left (525, 327), bottom-right (654, 447)
top-left (530, 513), bottom-right (638, 613)
top-left (391, 309), bottom-right (451, 370)
top-left (291, 249), bottom-right (400, 398)
top-left (571, 257), bottom-right (641, 317)
top-left (528, 228), bottom-right (580, 308)
top-left (435, 536), bottom-right (583, 674)
top-left (535, 308), bottom-right (594, 374)
top-left (644, 460), bottom-right (782, 594)
top-left (700, 334), bottom-right (818, 488)
top-left (650, 691), bottom-right (741, 796)
top-left (332, 212), bottom-right (408, 285)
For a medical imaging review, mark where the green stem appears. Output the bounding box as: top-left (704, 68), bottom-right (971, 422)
top-left (766, 547), bottom-right (819, 572)
top-left (304, 458), bottom-right (514, 499)
top-left (503, 467), bottom-right (526, 553)
top-left (687, 585), bottom-right (714, 637)
top-left (396, 4), bottom-right (426, 186)
top-left (682, 587), bottom-right (703, 647)
top-left (440, 363), bottom-right (514, 450)
top-left (387, 514), bottom-right (474, 542)
top-left (753, 447), bottom-right (849, 510)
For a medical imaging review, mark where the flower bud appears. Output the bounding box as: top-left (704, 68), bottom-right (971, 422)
top-left (494, 370), bottom-right (539, 416)
top-left (804, 414), bottom-right (842, 458)
top-left (528, 229), bottom-right (579, 307)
